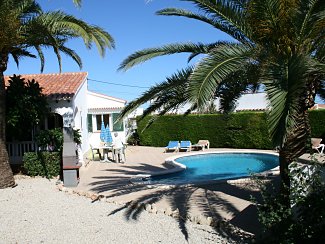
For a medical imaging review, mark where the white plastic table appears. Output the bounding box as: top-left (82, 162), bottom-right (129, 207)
top-left (99, 145), bottom-right (113, 162)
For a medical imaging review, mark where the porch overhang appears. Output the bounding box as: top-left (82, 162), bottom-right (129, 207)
top-left (47, 93), bottom-right (75, 101)
top-left (88, 107), bottom-right (124, 114)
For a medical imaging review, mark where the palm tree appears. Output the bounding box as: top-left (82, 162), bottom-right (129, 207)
top-left (119, 0), bottom-right (325, 200)
top-left (0, 0), bottom-right (114, 188)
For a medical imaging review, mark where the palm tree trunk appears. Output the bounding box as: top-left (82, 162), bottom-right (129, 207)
top-left (279, 76), bottom-right (316, 204)
top-left (0, 53), bottom-right (15, 189)
top-left (279, 109), bottom-right (311, 204)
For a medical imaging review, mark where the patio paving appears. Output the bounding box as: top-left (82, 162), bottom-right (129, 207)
top-left (71, 146), bottom-right (282, 236)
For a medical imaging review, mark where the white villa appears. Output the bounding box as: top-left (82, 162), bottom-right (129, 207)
top-left (156, 92), bottom-right (268, 114)
top-left (5, 72), bottom-right (127, 165)
top-left (234, 92), bottom-right (268, 112)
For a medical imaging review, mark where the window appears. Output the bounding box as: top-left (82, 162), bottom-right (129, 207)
top-left (87, 114), bottom-right (92, 132)
top-left (96, 114), bottom-right (110, 131)
top-left (112, 113), bottom-right (124, 131)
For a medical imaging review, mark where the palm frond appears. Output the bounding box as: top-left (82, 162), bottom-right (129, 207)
top-left (215, 62), bottom-right (262, 113)
top-left (217, 79), bottom-right (247, 114)
top-left (34, 45), bottom-right (45, 72)
top-left (293, 0), bottom-right (325, 56)
top-left (119, 67), bottom-right (193, 120)
top-left (119, 42), bottom-right (216, 71)
top-left (9, 48), bottom-right (36, 68)
top-left (73, 0), bottom-right (82, 8)
top-left (59, 46), bottom-right (82, 69)
top-left (3, 7), bottom-right (114, 72)
top-left (157, 7), bottom-right (249, 43)
top-left (52, 44), bottom-right (62, 72)
top-left (32, 11), bottom-right (115, 55)
top-left (264, 55), bottom-right (314, 146)
top-left (189, 43), bottom-right (254, 108)
top-left (182, 0), bottom-right (250, 40)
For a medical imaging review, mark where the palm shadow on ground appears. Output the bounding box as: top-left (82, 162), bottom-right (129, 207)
top-left (84, 161), bottom-right (279, 242)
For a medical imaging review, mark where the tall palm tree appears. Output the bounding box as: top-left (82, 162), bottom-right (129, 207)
top-left (0, 0), bottom-right (114, 188)
top-left (119, 0), bottom-right (325, 200)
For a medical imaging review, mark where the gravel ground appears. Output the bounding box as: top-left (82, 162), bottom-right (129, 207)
top-left (0, 177), bottom-right (236, 244)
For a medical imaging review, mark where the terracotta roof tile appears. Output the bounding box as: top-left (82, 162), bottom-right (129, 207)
top-left (4, 72), bottom-right (87, 100)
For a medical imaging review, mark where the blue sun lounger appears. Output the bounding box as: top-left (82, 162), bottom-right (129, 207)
top-left (164, 141), bottom-right (179, 152)
top-left (179, 140), bottom-right (192, 152)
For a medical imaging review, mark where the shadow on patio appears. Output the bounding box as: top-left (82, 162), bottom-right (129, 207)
top-left (75, 146), bottom-right (275, 242)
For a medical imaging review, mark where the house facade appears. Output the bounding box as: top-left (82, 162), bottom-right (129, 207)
top-left (5, 72), bottom-right (127, 165)
top-left (234, 92), bottom-right (268, 112)
top-left (87, 91), bottom-right (127, 148)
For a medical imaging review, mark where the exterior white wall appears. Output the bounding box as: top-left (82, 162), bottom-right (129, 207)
top-left (47, 78), bottom-right (88, 163)
top-left (49, 101), bottom-right (74, 128)
top-left (45, 88), bottom-right (128, 162)
top-left (87, 91), bottom-right (126, 109)
top-left (234, 93), bottom-right (268, 111)
top-left (87, 91), bottom-right (127, 153)
top-left (72, 78), bottom-right (88, 157)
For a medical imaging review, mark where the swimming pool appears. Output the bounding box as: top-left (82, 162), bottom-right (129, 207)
top-left (141, 152), bottom-right (279, 185)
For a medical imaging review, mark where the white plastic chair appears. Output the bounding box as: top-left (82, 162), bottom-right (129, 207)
top-left (90, 144), bottom-right (102, 160)
top-left (311, 138), bottom-right (325, 154)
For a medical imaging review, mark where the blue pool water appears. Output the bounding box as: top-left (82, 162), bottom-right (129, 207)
top-left (146, 153), bottom-right (279, 184)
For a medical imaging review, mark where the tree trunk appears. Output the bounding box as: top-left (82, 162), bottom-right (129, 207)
top-left (278, 109), bottom-right (311, 204)
top-left (0, 53), bottom-right (15, 188)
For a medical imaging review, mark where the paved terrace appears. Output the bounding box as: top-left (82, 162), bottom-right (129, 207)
top-left (70, 146), bottom-right (286, 237)
top-left (72, 146), bottom-right (324, 236)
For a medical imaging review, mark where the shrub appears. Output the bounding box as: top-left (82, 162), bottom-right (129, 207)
top-left (309, 110), bottom-right (325, 140)
top-left (6, 75), bottom-right (49, 141)
top-left (137, 112), bottom-right (272, 149)
top-left (127, 130), bottom-right (140, 145)
top-left (253, 159), bottom-right (325, 243)
top-left (136, 110), bottom-right (325, 149)
top-left (23, 152), bottom-right (61, 178)
top-left (35, 128), bottom-right (63, 152)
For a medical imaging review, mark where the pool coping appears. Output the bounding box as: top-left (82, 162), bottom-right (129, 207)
top-left (130, 149), bottom-right (280, 186)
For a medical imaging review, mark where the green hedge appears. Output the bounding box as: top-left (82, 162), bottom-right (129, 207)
top-left (23, 152), bottom-right (61, 178)
top-left (137, 110), bottom-right (325, 149)
top-left (309, 110), bottom-right (325, 139)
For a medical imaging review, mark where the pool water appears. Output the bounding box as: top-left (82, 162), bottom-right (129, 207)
top-left (146, 153), bottom-right (279, 184)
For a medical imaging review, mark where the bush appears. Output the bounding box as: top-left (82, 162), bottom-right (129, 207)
top-left (254, 159), bottom-right (325, 243)
top-left (127, 130), bottom-right (140, 145)
top-left (23, 152), bottom-right (61, 178)
top-left (136, 110), bottom-right (325, 149)
top-left (36, 128), bottom-right (63, 152)
top-left (137, 112), bottom-right (272, 149)
top-left (309, 110), bottom-right (325, 140)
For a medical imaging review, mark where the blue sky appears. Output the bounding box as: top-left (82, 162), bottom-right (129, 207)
top-left (4, 0), bottom-right (231, 104)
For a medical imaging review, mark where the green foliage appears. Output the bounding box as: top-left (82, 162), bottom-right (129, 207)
top-left (309, 110), bottom-right (325, 139)
top-left (22, 152), bottom-right (61, 178)
top-left (137, 112), bottom-right (272, 149)
top-left (254, 159), bottom-right (325, 243)
top-left (127, 130), bottom-right (140, 146)
top-left (6, 75), bottom-right (49, 140)
top-left (35, 128), bottom-right (63, 152)
top-left (118, 0), bottom-right (325, 198)
top-left (73, 128), bottom-right (82, 145)
top-left (136, 110), bottom-right (325, 149)
top-left (0, 0), bottom-right (114, 73)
